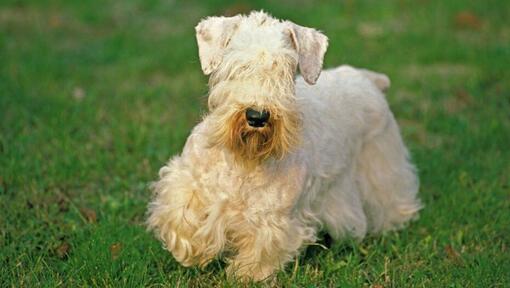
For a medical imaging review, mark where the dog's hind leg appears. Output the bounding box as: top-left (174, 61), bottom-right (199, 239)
top-left (318, 169), bottom-right (368, 240)
top-left (356, 112), bottom-right (422, 233)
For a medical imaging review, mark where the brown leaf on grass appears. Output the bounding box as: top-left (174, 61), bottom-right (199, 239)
top-left (455, 89), bottom-right (474, 105)
top-left (222, 3), bottom-right (253, 17)
top-left (444, 245), bottom-right (463, 264)
top-left (454, 11), bottom-right (482, 30)
top-left (80, 207), bottom-right (97, 223)
top-left (55, 242), bottom-right (71, 259)
top-left (371, 285), bottom-right (385, 288)
top-left (57, 197), bottom-right (69, 212)
top-left (48, 14), bottom-right (61, 28)
top-left (110, 242), bottom-right (123, 260)
top-left (444, 89), bottom-right (474, 113)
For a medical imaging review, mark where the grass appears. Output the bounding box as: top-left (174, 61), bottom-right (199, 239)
top-left (1, 0), bottom-right (509, 287)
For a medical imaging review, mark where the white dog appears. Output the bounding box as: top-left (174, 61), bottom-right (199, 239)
top-left (147, 11), bottom-right (421, 281)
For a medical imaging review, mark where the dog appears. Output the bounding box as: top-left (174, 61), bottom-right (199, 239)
top-left (147, 11), bottom-right (421, 282)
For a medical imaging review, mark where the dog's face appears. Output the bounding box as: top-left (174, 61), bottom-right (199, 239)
top-left (195, 11), bottom-right (328, 166)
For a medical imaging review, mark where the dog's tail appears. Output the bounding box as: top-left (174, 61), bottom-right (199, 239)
top-left (359, 69), bottom-right (391, 92)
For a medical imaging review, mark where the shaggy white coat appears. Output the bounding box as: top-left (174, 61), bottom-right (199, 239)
top-left (147, 11), bottom-right (421, 282)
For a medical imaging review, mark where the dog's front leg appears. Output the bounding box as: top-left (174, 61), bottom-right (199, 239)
top-left (225, 214), bottom-right (306, 282)
top-left (147, 156), bottom-right (223, 267)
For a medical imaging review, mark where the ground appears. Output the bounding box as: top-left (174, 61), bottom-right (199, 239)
top-left (1, 0), bottom-right (509, 287)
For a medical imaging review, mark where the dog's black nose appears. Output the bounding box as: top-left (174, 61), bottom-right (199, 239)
top-left (245, 108), bottom-right (270, 128)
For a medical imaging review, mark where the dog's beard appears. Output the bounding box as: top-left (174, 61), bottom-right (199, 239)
top-left (209, 105), bottom-right (301, 167)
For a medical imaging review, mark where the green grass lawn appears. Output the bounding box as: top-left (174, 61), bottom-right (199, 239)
top-left (1, 0), bottom-right (509, 287)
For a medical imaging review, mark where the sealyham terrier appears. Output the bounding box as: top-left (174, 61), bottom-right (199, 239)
top-left (147, 11), bottom-right (421, 282)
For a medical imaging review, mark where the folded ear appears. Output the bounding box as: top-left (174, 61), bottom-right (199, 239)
top-left (286, 22), bottom-right (328, 85)
top-left (195, 15), bottom-right (241, 75)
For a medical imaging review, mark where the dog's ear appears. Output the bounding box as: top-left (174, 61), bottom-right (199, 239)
top-left (286, 22), bottom-right (328, 85)
top-left (195, 16), bottom-right (241, 75)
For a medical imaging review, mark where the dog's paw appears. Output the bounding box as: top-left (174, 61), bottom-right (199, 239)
top-left (226, 261), bottom-right (276, 283)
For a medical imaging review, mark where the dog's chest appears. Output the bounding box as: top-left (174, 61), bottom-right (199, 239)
top-left (193, 150), bottom-right (307, 218)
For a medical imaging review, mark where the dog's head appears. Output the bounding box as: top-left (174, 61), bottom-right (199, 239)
top-left (195, 11), bottom-right (328, 166)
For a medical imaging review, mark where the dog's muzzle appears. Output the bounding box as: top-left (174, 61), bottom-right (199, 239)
top-left (245, 108), bottom-right (270, 128)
